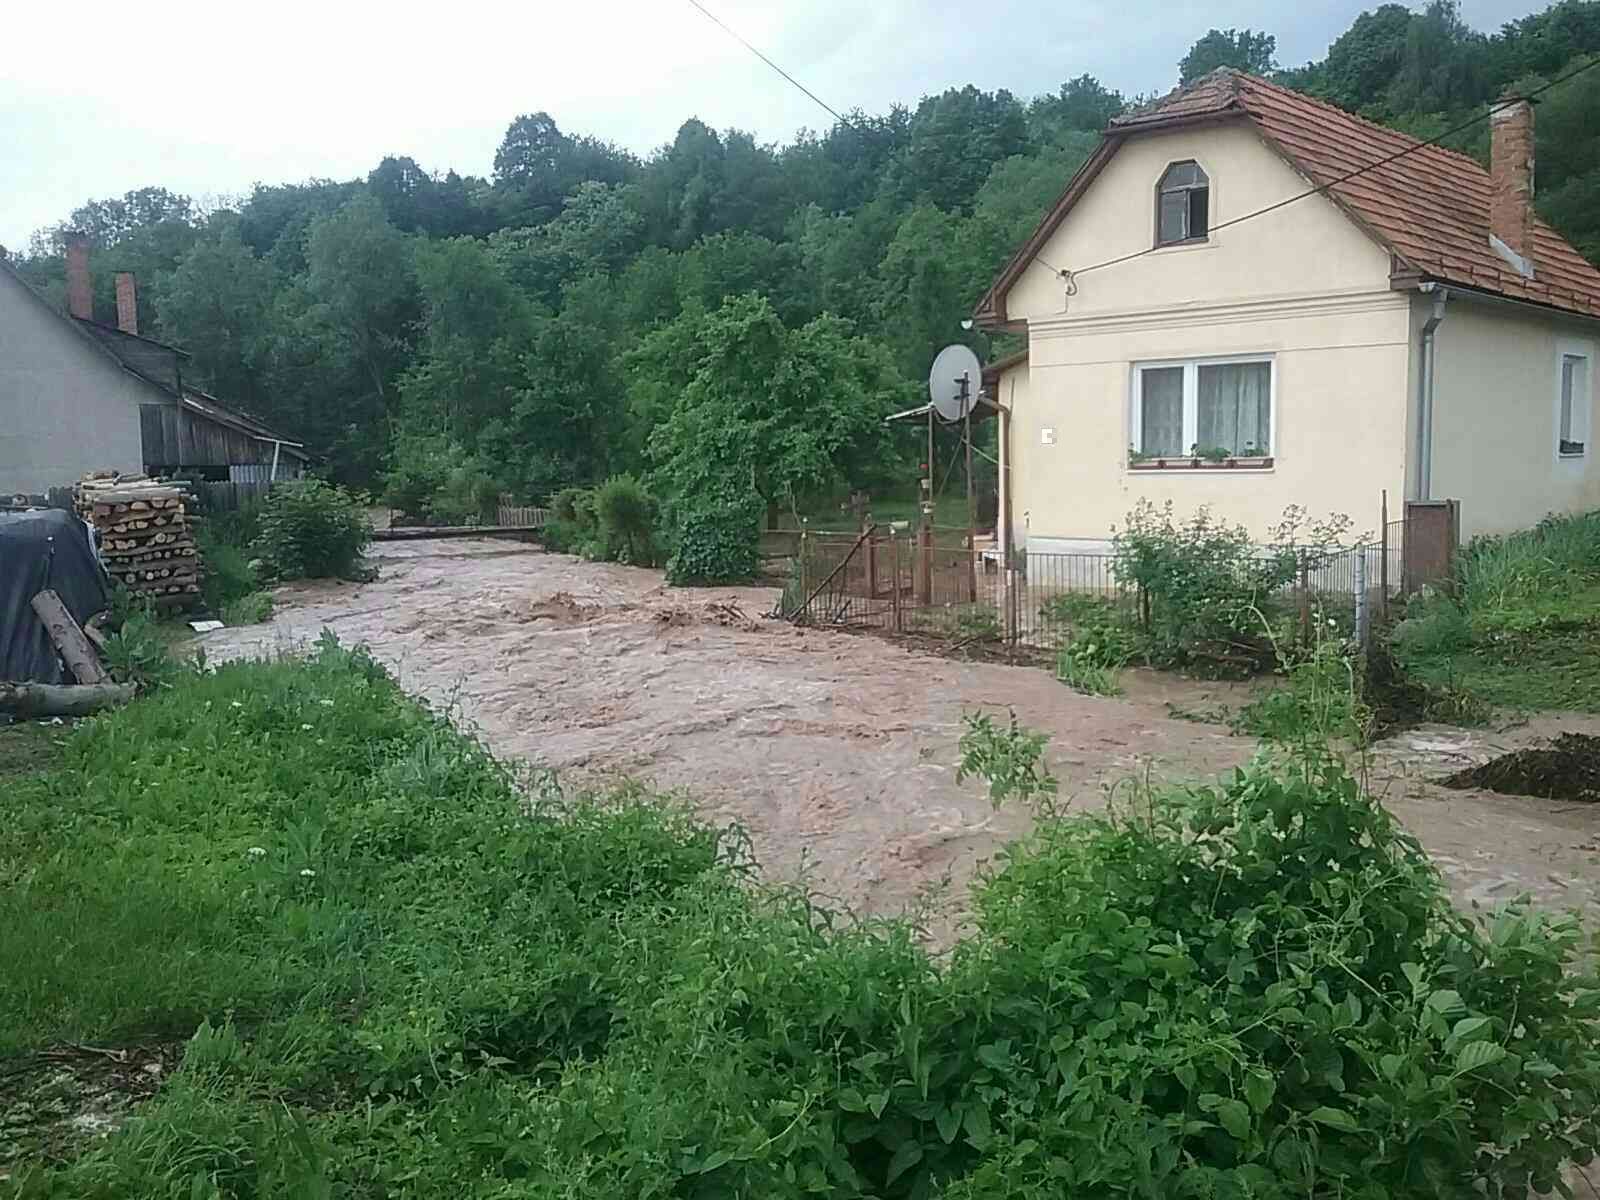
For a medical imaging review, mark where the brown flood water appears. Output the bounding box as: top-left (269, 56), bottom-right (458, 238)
top-left (198, 539), bottom-right (1600, 936)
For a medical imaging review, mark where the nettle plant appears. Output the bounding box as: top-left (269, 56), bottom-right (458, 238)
top-left (954, 725), bottom-right (1600, 1199)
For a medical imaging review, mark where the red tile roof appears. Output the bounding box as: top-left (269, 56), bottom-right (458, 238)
top-left (977, 69), bottom-right (1600, 324)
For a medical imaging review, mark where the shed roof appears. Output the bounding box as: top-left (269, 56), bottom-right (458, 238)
top-left (977, 69), bottom-right (1600, 325)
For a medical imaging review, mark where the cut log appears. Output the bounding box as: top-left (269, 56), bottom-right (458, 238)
top-left (0, 681), bottom-right (135, 717)
top-left (30, 590), bottom-right (111, 684)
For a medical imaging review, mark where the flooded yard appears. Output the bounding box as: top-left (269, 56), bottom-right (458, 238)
top-left (199, 538), bottom-right (1600, 932)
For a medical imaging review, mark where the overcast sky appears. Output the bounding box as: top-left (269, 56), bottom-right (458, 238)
top-left (1, 0), bottom-right (1544, 251)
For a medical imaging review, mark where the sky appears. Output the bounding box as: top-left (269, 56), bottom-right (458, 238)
top-left (0, 0), bottom-right (1546, 251)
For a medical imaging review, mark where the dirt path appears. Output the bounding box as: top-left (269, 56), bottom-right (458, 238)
top-left (199, 540), bottom-right (1600, 932)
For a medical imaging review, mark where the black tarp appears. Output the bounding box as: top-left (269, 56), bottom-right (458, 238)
top-left (0, 509), bottom-right (108, 683)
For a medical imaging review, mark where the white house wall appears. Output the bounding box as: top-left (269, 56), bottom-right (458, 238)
top-left (0, 272), bottom-right (146, 494)
top-left (1002, 121), bottom-right (1409, 548)
top-left (1425, 294), bottom-right (1600, 538)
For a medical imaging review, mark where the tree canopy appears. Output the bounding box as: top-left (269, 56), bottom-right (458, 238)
top-left (9, 0), bottom-right (1600, 507)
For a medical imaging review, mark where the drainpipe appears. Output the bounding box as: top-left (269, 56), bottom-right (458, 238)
top-left (1416, 283), bottom-right (1449, 501)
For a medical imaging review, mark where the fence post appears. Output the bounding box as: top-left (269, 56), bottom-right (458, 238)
top-left (1298, 556), bottom-right (1312, 649)
top-left (889, 534), bottom-right (902, 633)
top-left (1354, 548), bottom-right (1368, 650)
top-left (1379, 489), bottom-right (1389, 622)
top-left (917, 516), bottom-right (932, 606)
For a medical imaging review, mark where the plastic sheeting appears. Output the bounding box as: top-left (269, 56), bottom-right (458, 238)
top-left (0, 509), bottom-right (108, 684)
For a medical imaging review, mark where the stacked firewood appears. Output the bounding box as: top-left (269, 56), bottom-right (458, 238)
top-left (75, 472), bottom-right (201, 607)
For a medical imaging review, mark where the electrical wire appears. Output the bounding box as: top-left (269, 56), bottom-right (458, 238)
top-left (684, 0), bottom-right (850, 128)
top-left (1033, 54), bottom-right (1600, 286)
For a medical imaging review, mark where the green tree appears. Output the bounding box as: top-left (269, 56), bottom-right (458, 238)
top-left (154, 219), bottom-right (278, 412)
top-left (1179, 28), bottom-right (1279, 83)
top-left (645, 294), bottom-right (906, 524)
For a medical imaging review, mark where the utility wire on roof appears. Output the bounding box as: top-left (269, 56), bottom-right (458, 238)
top-left (684, 0), bottom-right (851, 129)
top-left (1031, 54), bottom-right (1600, 286)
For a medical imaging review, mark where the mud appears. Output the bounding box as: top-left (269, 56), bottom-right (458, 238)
top-left (1441, 733), bottom-right (1600, 803)
top-left (197, 540), bottom-right (1600, 932)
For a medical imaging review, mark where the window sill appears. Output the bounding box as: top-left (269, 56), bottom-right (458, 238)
top-left (1128, 456), bottom-right (1274, 472)
top-left (1152, 236), bottom-right (1211, 252)
top-left (1558, 450), bottom-right (1587, 459)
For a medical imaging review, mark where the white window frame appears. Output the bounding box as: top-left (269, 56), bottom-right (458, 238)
top-left (1130, 353), bottom-right (1277, 459)
top-left (1555, 340), bottom-right (1592, 462)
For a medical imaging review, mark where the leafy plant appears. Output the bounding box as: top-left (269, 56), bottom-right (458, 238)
top-left (252, 479), bottom-right (372, 581)
top-left (1112, 500), bottom-right (1356, 678)
top-left (593, 473), bottom-right (659, 565)
top-left (664, 488), bottom-right (761, 586)
top-left (220, 591), bottom-right (274, 626)
top-left (956, 709), bottom-right (1059, 812)
top-left (1045, 593), bottom-right (1137, 695)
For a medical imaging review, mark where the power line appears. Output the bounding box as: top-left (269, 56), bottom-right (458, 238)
top-left (684, 0), bottom-right (850, 129)
top-left (1033, 54), bottom-right (1600, 287)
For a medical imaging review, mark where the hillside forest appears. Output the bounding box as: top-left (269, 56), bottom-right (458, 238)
top-left (10, 0), bottom-right (1600, 530)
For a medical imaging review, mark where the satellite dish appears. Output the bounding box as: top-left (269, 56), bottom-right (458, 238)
top-left (928, 344), bottom-right (982, 422)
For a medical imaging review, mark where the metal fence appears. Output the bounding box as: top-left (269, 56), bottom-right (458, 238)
top-left (777, 525), bottom-right (1412, 649)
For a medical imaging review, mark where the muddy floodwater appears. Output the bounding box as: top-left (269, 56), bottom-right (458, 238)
top-left (199, 539), bottom-right (1600, 933)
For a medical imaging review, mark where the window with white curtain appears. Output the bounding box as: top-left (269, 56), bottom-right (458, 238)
top-left (1131, 356), bottom-right (1274, 458)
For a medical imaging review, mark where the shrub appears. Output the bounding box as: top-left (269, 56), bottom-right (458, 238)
top-left (665, 490), bottom-right (761, 586)
top-left (220, 591), bottom-right (274, 626)
top-left (957, 749), bottom-right (1600, 1199)
top-left (1112, 501), bottom-right (1355, 678)
top-left (544, 486), bottom-right (597, 554)
top-left (1233, 636), bottom-right (1369, 745)
top-left (197, 532), bottom-right (258, 613)
top-left (594, 474), bottom-right (659, 565)
top-left (252, 479), bottom-right (371, 580)
top-left (1046, 594), bottom-right (1137, 695)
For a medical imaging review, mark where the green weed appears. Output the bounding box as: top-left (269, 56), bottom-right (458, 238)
top-left (220, 591), bottom-right (274, 626)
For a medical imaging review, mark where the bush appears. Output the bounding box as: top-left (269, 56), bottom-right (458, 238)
top-left (1045, 594), bottom-right (1137, 695)
top-left (197, 532), bottom-right (258, 613)
top-left (956, 749), bottom-right (1600, 1199)
top-left (1233, 636), bottom-right (1369, 744)
top-left (252, 479), bottom-right (371, 580)
top-left (594, 474), bottom-right (659, 565)
top-left (665, 490), bottom-right (761, 586)
top-left (220, 591), bottom-right (274, 626)
top-left (1113, 501), bottom-right (1355, 678)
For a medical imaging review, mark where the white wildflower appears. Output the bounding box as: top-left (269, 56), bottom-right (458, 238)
top-left (230, 701), bottom-right (243, 709)
top-left (300, 723), bottom-right (313, 731)
top-left (318, 699), bottom-right (335, 707)
top-left (300, 868), bottom-right (316, 879)
top-left (247, 846), bottom-right (266, 859)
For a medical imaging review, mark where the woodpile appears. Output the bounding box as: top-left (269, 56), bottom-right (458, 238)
top-left (75, 472), bottom-right (201, 608)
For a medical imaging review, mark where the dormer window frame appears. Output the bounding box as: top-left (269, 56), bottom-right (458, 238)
top-left (1155, 159), bottom-right (1211, 248)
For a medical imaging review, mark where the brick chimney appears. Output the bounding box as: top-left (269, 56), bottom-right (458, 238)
top-left (65, 233), bottom-right (92, 320)
top-left (1489, 96), bottom-right (1536, 277)
top-left (115, 272), bottom-right (138, 335)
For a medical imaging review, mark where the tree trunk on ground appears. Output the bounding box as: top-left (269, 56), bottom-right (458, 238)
top-left (0, 681), bottom-right (136, 718)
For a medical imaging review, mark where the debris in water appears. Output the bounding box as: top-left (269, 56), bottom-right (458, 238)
top-left (1440, 733), bottom-right (1600, 802)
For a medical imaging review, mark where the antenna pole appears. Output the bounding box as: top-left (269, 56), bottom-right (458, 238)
top-left (962, 372), bottom-right (976, 604)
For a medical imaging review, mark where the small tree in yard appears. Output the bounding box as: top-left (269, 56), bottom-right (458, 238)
top-left (253, 479), bottom-right (372, 580)
top-left (644, 293), bottom-right (908, 528)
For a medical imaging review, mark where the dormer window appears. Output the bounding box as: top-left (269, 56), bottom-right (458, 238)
top-left (1157, 160), bottom-right (1209, 246)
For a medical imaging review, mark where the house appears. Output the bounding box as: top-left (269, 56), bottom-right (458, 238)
top-left (977, 68), bottom-right (1600, 551)
top-left (0, 239), bottom-right (309, 496)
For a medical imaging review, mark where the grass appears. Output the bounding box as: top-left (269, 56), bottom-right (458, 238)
top-left (1393, 511), bottom-right (1600, 713)
top-left (3, 644), bottom-right (1598, 1196)
top-left (0, 720), bottom-right (70, 782)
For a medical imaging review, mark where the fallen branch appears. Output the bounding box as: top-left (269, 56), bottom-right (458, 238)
top-left (0, 681), bottom-right (135, 717)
